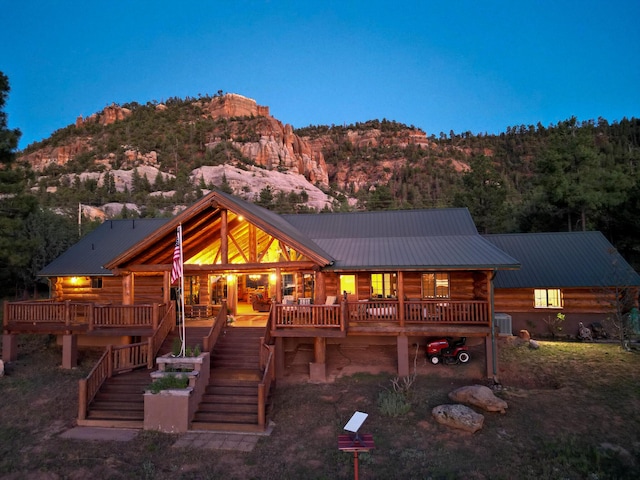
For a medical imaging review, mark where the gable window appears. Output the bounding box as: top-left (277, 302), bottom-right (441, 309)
top-left (339, 275), bottom-right (356, 295)
top-left (534, 289), bottom-right (563, 308)
top-left (422, 273), bottom-right (450, 299)
top-left (371, 273), bottom-right (397, 298)
top-left (91, 277), bottom-right (103, 289)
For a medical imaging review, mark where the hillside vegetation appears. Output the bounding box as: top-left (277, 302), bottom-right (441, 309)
top-left (1, 87), bottom-right (640, 297)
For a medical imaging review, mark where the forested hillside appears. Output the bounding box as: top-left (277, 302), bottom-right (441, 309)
top-left (1, 77), bottom-right (639, 297)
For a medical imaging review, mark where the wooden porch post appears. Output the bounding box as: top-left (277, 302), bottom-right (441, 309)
top-left (163, 270), bottom-right (171, 305)
top-left (485, 336), bottom-right (495, 379)
top-left (275, 267), bottom-right (282, 303)
top-left (62, 334), bottom-right (78, 369)
top-left (310, 337), bottom-right (327, 382)
top-left (398, 271), bottom-right (405, 327)
top-left (275, 337), bottom-right (285, 380)
top-left (315, 271), bottom-right (326, 304)
top-left (122, 273), bottom-right (133, 305)
top-left (397, 335), bottom-right (409, 377)
top-left (2, 334), bottom-right (18, 362)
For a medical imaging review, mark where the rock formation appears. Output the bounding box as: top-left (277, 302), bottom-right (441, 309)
top-left (448, 385), bottom-right (508, 414)
top-left (432, 404), bottom-right (484, 433)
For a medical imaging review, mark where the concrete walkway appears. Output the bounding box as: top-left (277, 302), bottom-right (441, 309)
top-left (60, 424), bottom-right (274, 453)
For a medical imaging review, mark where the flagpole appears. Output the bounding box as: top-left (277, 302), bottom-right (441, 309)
top-left (178, 224), bottom-right (186, 357)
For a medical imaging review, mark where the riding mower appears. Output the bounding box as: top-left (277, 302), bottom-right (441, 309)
top-left (426, 337), bottom-right (470, 365)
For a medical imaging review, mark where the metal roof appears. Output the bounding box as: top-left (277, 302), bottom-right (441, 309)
top-left (283, 209), bottom-right (520, 270)
top-left (485, 232), bottom-right (640, 288)
top-left (38, 218), bottom-right (171, 276)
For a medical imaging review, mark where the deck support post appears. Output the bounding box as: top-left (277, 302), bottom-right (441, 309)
top-left (62, 334), bottom-right (78, 369)
top-left (485, 335), bottom-right (495, 379)
top-left (2, 334), bottom-right (18, 362)
top-left (275, 337), bottom-right (285, 380)
top-left (310, 337), bottom-right (327, 382)
top-left (397, 335), bottom-right (409, 377)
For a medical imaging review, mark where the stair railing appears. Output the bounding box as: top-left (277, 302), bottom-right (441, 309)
top-left (258, 343), bottom-right (275, 429)
top-left (78, 345), bottom-right (112, 421)
top-left (148, 302), bottom-right (176, 367)
top-left (202, 301), bottom-right (228, 353)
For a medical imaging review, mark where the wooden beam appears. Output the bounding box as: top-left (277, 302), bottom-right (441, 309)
top-left (220, 209), bottom-right (228, 264)
top-left (249, 224), bottom-right (257, 263)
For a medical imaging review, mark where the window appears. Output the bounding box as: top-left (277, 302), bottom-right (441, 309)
top-left (422, 273), bottom-right (450, 299)
top-left (370, 273), bottom-right (397, 298)
top-left (339, 275), bottom-right (356, 295)
top-left (534, 289), bottom-right (562, 308)
top-left (91, 277), bottom-right (103, 289)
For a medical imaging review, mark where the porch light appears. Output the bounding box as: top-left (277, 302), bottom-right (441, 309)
top-left (226, 275), bottom-right (235, 283)
top-left (70, 277), bottom-right (79, 284)
top-left (269, 273), bottom-right (277, 282)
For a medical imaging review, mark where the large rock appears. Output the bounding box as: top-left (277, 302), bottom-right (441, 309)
top-left (432, 404), bottom-right (484, 433)
top-left (0, 359), bottom-right (4, 377)
top-left (448, 385), bottom-right (508, 414)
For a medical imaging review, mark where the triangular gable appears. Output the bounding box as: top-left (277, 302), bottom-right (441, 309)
top-left (104, 190), bottom-right (334, 270)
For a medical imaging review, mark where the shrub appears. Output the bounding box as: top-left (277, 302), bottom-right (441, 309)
top-left (148, 374), bottom-right (189, 393)
top-left (378, 390), bottom-right (411, 417)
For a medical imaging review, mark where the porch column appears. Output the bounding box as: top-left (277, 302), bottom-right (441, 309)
top-left (397, 335), bottom-right (409, 377)
top-left (398, 271), bottom-right (405, 327)
top-left (163, 270), bottom-right (171, 304)
top-left (122, 273), bottom-right (133, 305)
top-left (62, 334), bottom-right (78, 369)
top-left (485, 335), bottom-right (495, 379)
top-left (314, 271), bottom-right (326, 304)
top-left (275, 337), bottom-right (285, 380)
top-left (309, 337), bottom-right (327, 382)
top-left (2, 334), bottom-right (18, 362)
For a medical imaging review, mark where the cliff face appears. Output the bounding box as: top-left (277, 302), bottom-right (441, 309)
top-left (17, 93), bottom-right (467, 211)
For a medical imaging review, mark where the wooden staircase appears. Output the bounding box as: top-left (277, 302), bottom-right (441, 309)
top-left (81, 325), bottom-right (271, 432)
top-left (80, 325), bottom-right (211, 428)
top-left (191, 326), bottom-right (267, 432)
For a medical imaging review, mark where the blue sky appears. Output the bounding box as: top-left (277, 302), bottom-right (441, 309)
top-left (3, 1), bottom-right (639, 150)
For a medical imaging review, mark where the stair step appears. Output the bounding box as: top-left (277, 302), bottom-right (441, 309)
top-left (192, 412), bottom-right (258, 424)
top-left (201, 394), bottom-right (258, 404)
top-left (87, 409), bottom-right (143, 420)
top-left (90, 401), bottom-right (143, 411)
top-left (197, 403), bottom-right (257, 413)
top-left (205, 385), bottom-right (258, 395)
top-left (94, 393), bottom-right (144, 403)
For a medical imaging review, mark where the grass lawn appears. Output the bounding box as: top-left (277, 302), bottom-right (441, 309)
top-left (1, 334), bottom-right (639, 479)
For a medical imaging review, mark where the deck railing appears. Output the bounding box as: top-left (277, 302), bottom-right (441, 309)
top-left (273, 304), bottom-right (341, 328)
top-left (4, 300), bottom-right (167, 332)
top-left (270, 299), bottom-right (490, 330)
top-left (404, 300), bottom-right (490, 324)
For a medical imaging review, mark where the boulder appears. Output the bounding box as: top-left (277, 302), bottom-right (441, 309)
top-left (529, 339), bottom-right (540, 349)
top-left (448, 385), bottom-right (508, 414)
top-left (0, 359), bottom-right (4, 377)
top-left (432, 404), bottom-right (484, 433)
top-left (519, 329), bottom-right (531, 341)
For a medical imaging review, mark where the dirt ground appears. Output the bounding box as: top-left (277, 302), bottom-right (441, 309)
top-left (1, 335), bottom-right (639, 479)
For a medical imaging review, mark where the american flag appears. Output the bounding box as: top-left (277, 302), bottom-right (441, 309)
top-left (170, 226), bottom-right (183, 284)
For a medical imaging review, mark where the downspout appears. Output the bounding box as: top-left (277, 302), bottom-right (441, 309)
top-left (490, 269), bottom-right (497, 377)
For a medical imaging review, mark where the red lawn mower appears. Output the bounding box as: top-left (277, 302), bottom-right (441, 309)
top-left (426, 337), bottom-right (470, 365)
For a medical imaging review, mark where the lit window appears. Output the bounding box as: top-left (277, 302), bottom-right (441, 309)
top-left (371, 273), bottom-right (397, 298)
top-left (339, 275), bottom-right (356, 295)
top-left (534, 289), bottom-right (562, 308)
top-left (422, 273), bottom-right (450, 299)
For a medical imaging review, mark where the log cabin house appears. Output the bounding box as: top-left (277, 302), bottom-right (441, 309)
top-left (3, 190), bottom-right (637, 430)
top-left (486, 232), bottom-right (640, 337)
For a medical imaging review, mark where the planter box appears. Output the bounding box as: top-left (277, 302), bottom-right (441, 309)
top-left (143, 352), bottom-right (210, 433)
top-left (144, 388), bottom-right (193, 433)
